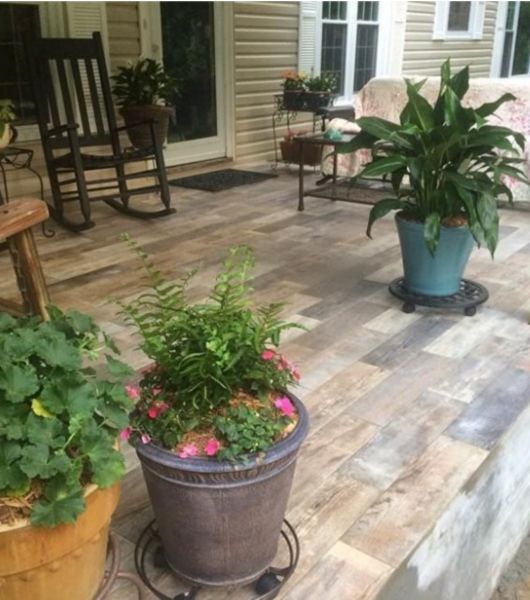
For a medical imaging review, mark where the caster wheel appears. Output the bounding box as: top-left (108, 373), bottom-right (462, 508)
top-left (402, 302), bottom-right (415, 314)
top-left (464, 306), bottom-right (476, 317)
top-left (153, 545), bottom-right (169, 569)
top-left (254, 571), bottom-right (281, 595)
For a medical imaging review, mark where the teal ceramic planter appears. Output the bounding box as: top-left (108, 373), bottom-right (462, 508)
top-left (396, 214), bottom-right (474, 296)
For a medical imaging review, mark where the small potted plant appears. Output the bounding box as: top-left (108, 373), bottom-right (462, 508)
top-left (281, 70), bottom-right (306, 111)
top-left (340, 60), bottom-right (528, 296)
top-left (0, 307), bottom-right (133, 600)
top-left (280, 128), bottom-right (322, 166)
top-left (0, 99), bottom-right (15, 150)
top-left (303, 73), bottom-right (337, 111)
top-left (117, 240), bottom-right (309, 588)
top-left (111, 58), bottom-right (178, 149)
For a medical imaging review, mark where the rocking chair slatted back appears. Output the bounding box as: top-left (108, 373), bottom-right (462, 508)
top-left (27, 32), bottom-right (117, 149)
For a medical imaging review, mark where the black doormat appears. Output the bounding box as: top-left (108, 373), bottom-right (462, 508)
top-left (168, 169), bottom-right (277, 192)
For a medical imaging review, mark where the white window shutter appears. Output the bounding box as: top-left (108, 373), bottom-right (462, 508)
top-left (433, 1), bottom-right (449, 40)
top-left (298, 1), bottom-right (318, 75)
top-left (66, 2), bottom-right (109, 61)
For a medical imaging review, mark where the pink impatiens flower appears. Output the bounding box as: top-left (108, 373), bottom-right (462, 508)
top-left (152, 387), bottom-right (162, 396)
top-left (178, 443), bottom-right (199, 459)
top-left (147, 401), bottom-right (170, 419)
top-left (141, 433), bottom-right (151, 444)
top-left (125, 385), bottom-right (140, 400)
top-left (261, 349), bottom-right (276, 361)
top-left (119, 426), bottom-right (132, 441)
top-left (274, 395), bottom-right (295, 418)
top-left (204, 438), bottom-right (221, 456)
top-left (291, 366), bottom-right (301, 382)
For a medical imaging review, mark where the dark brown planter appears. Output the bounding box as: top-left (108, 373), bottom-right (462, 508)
top-left (119, 105), bottom-right (172, 149)
top-left (302, 92), bottom-right (333, 112)
top-left (280, 140), bottom-right (322, 166)
top-left (282, 90), bottom-right (304, 111)
top-left (135, 394), bottom-right (309, 587)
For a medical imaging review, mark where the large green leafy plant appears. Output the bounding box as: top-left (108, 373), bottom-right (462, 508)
top-left (117, 240), bottom-right (301, 461)
top-left (341, 60), bottom-right (528, 254)
top-left (0, 308), bottom-right (133, 527)
top-left (111, 58), bottom-right (178, 106)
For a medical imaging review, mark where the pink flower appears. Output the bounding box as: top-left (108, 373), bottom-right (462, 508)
top-left (276, 354), bottom-right (290, 371)
top-left (204, 438), bottom-right (221, 456)
top-left (141, 433), bottom-right (151, 444)
top-left (147, 401), bottom-right (169, 420)
top-left (291, 366), bottom-right (301, 382)
top-left (152, 387), bottom-right (162, 396)
top-left (178, 443), bottom-right (199, 458)
top-left (142, 363), bottom-right (158, 375)
top-left (274, 395), bottom-right (296, 418)
top-left (125, 385), bottom-right (140, 400)
top-left (261, 349), bottom-right (276, 361)
top-left (120, 426), bottom-right (132, 441)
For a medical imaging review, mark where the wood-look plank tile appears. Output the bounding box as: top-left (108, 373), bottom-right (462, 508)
top-left (342, 435), bottom-right (487, 567)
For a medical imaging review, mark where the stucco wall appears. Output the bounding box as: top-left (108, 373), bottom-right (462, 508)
top-left (402, 1), bottom-right (498, 77)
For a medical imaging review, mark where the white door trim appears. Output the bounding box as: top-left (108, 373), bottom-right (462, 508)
top-left (140, 2), bottom-right (233, 167)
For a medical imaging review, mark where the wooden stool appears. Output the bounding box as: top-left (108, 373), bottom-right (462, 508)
top-left (0, 198), bottom-right (50, 320)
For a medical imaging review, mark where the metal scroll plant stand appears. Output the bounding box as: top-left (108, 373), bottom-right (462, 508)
top-left (134, 519), bottom-right (300, 600)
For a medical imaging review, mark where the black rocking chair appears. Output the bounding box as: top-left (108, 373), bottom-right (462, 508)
top-left (26, 32), bottom-right (174, 231)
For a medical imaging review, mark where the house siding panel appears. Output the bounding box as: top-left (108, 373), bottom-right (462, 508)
top-left (106, 2), bottom-right (141, 72)
top-left (234, 1), bottom-right (309, 164)
top-left (402, 1), bottom-right (498, 77)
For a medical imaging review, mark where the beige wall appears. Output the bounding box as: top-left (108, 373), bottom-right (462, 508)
top-left (106, 2), bottom-right (142, 71)
top-left (402, 1), bottom-right (498, 77)
top-left (233, 1), bottom-right (304, 164)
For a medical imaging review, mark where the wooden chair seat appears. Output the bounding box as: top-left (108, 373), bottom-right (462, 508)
top-left (54, 146), bottom-right (153, 171)
top-left (0, 198), bottom-right (50, 320)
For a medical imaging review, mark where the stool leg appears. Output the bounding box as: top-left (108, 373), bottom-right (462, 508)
top-left (8, 228), bottom-right (50, 320)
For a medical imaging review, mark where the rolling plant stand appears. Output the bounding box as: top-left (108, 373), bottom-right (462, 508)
top-left (389, 278), bottom-right (489, 316)
top-left (134, 519), bottom-right (300, 600)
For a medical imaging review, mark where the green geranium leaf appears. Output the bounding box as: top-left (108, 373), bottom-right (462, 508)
top-left (86, 444), bottom-right (125, 488)
top-left (0, 313), bottom-right (16, 332)
top-left (31, 488), bottom-right (85, 528)
top-left (105, 354), bottom-right (134, 378)
top-left (19, 445), bottom-right (71, 479)
top-left (34, 328), bottom-right (81, 370)
top-left (0, 441), bottom-right (29, 492)
top-left (0, 364), bottom-right (40, 403)
top-left (25, 413), bottom-right (65, 448)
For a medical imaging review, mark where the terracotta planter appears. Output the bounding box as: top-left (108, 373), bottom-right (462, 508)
top-left (119, 105), bottom-right (172, 149)
top-left (280, 140), bottom-right (322, 166)
top-left (136, 394), bottom-right (309, 587)
top-left (0, 484), bottom-right (120, 600)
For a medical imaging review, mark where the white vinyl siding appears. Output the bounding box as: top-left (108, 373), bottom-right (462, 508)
top-left (106, 2), bottom-right (141, 72)
top-left (402, 1), bottom-right (498, 77)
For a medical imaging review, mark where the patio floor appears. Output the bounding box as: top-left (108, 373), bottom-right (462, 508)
top-left (2, 169), bottom-right (530, 599)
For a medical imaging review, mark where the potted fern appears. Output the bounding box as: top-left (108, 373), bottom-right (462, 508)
top-left (111, 58), bottom-right (177, 149)
top-left (118, 240), bottom-right (309, 588)
top-left (341, 60), bottom-right (528, 296)
top-left (0, 307), bottom-right (133, 599)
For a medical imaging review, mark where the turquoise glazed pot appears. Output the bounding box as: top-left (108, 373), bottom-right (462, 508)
top-left (396, 214), bottom-right (474, 296)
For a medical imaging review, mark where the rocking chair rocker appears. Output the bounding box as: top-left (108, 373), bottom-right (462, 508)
top-left (26, 32), bottom-right (174, 231)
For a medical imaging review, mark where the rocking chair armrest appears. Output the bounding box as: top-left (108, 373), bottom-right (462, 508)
top-left (45, 124), bottom-right (79, 138)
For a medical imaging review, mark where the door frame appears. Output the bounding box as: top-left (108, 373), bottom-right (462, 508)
top-left (139, 1), bottom-right (235, 166)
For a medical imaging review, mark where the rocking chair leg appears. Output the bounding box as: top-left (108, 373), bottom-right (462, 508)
top-left (152, 143), bottom-right (172, 210)
top-left (115, 163), bottom-right (131, 208)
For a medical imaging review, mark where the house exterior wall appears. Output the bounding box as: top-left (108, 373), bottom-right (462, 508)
top-left (402, 1), bottom-right (498, 77)
top-left (233, 1), bottom-right (304, 164)
top-left (106, 2), bottom-right (142, 71)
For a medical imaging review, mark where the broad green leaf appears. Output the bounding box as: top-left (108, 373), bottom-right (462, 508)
top-left (366, 198), bottom-right (405, 238)
top-left (31, 488), bottom-right (85, 528)
top-left (336, 129), bottom-right (377, 154)
top-left (0, 441), bottom-right (29, 492)
top-left (405, 79), bottom-right (434, 131)
top-left (475, 93), bottom-right (516, 118)
top-left (424, 213), bottom-right (441, 254)
top-left (361, 155), bottom-right (407, 178)
top-left (0, 364), bottom-right (39, 403)
top-left (34, 329), bottom-right (81, 370)
top-left (105, 354), bottom-right (134, 378)
top-left (0, 313), bottom-right (16, 332)
top-left (19, 445), bottom-right (71, 479)
top-left (26, 413), bottom-right (65, 448)
top-left (449, 65), bottom-right (469, 99)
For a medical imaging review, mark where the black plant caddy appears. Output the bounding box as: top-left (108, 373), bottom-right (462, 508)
top-left (134, 518), bottom-right (300, 600)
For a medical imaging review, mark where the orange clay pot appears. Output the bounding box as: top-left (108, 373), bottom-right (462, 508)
top-left (0, 483), bottom-right (120, 600)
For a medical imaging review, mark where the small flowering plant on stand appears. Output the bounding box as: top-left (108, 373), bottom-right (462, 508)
top-left (117, 239), bottom-right (303, 461)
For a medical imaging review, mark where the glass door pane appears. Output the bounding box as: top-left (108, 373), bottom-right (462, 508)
top-left (160, 1), bottom-right (217, 143)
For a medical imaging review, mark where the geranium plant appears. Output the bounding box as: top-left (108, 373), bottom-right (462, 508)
top-left (0, 99), bottom-right (15, 138)
top-left (0, 307), bottom-right (133, 527)
top-left (117, 240), bottom-right (301, 461)
top-left (280, 70), bottom-right (306, 91)
top-left (305, 73), bottom-right (337, 93)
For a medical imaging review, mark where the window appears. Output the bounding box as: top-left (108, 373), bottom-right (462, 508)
top-left (0, 3), bottom-right (41, 125)
top-left (433, 1), bottom-right (485, 40)
top-left (319, 1), bottom-right (380, 101)
top-left (499, 0), bottom-right (530, 77)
